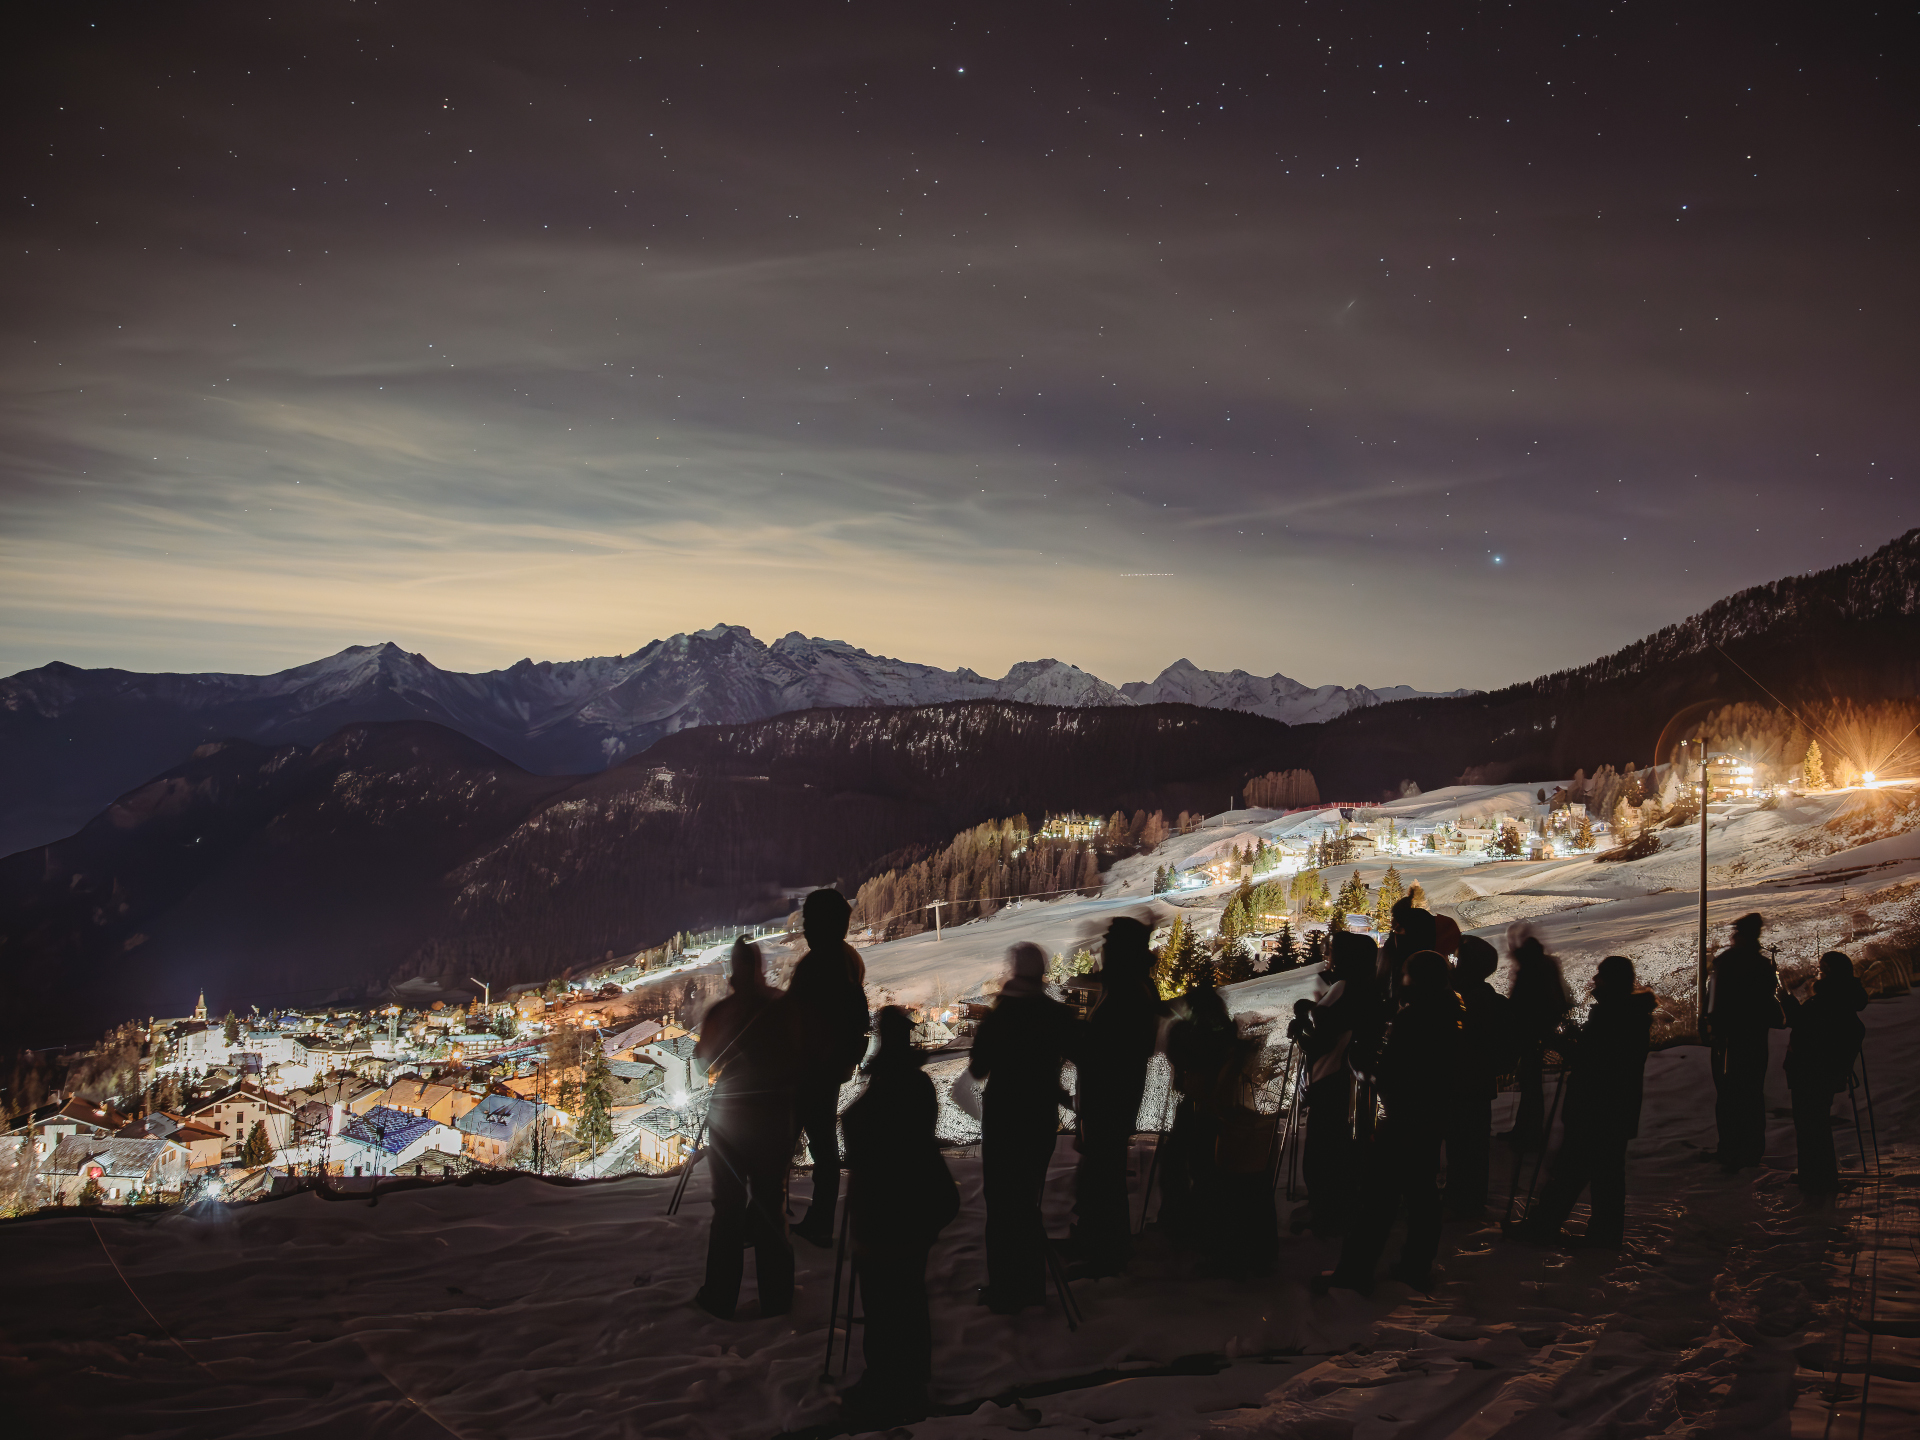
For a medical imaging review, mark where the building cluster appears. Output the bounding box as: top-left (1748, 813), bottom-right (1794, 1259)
top-left (3, 981), bottom-right (727, 1210)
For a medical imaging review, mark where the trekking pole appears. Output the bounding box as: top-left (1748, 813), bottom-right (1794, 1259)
top-left (666, 1116), bottom-right (709, 1216)
top-left (1267, 1040), bottom-right (1298, 1191)
top-left (1846, 1070), bottom-right (1871, 1177)
top-left (1857, 1051), bottom-right (1882, 1174)
top-left (820, 1198), bottom-right (853, 1381)
top-left (1135, 1088), bottom-right (1174, 1236)
top-left (1517, 1066), bottom-right (1568, 1223)
top-left (840, 1260), bottom-right (862, 1375)
top-left (1041, 1233), bottom-right (1082, 1332)
top-left (1283, 1050), bottom-right (1310, 1201)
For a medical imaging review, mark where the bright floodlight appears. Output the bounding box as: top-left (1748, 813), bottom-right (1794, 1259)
top-left (1862, 771), bottom-right (1876, 787)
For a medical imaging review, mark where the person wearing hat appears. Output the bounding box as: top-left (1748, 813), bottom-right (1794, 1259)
top-left (786, 888), bottom-right (871, 1246)
top-left (691, 938), bottom-right (802, 1319)
top-left (1704, 913), bottom-right (1782, 1172)
top-left (1068, 915), bottom-right (1166, 1279)
top-left (1780, 951), bottom-right (1869, 1195)
top-left (837, 1006), bottom-right (960, 1427)
top-left (968, 942), bottom-right (1083, 1312)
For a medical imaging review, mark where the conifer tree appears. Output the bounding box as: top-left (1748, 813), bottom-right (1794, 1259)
top-left (578, 1049), bottom-right (615, 1157)
top-left (78, 1174), bottom-right (103, 1207)
top-left (1803, 740), bottom-right (1827, 790)
top-left (241, 1119), bottom-right (274, 1167)
top-left (1275, 922), bottom-right (1298, 970)
top-left (223, 1011), bottom-right (240, 1046)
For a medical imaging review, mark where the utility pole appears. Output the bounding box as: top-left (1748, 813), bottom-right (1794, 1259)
top-left (1697, 739), bottom-right (1710, 1036)
top-left (928, 898), bottom-right (947, 941)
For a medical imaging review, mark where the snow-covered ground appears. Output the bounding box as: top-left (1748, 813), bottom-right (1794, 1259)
top-left (863, 782), bottom-right (1920, 1010)
top-left (7, 982), bottom-right (1913, 1438)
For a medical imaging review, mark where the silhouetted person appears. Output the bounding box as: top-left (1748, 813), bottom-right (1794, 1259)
top-left (1319, 949), bottom-right (1462, 1293)
top-left (1069, 915), bottom-right (1165, 1278)
top-left (1160, 981), bottom-right (1236, 1242)
top-left (1502, 925), bottom-right (1572, 1150)
top-left (1381, 901), bottom-right (1439, 1009)
top-left (1705, 912), bottom-right (1782, 1171)
top-left (969, 942), bottom-right (1081, 1313)
top-left (692, 938), bottom-right (801, 1319)
top-left (838, 1006), bottom-right (960, 1428)
top-left (1287, 933), bottom-right (1375, 1237)
top-left (787, 888), bottom-right (871, 1245)
top-left (1341, 932), bottom-right (1388, 1147)
top-left (1509, 955), bottom-right (1654, 1247)
top-left (1781, 951), bottom-right (1869, 1196)
top-left (1445, 936), bottom-right (1514, 1220)
top-left (1196, 1009), bottom-right (1281, 1278)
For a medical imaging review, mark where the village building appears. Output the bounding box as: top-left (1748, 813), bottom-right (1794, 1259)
top-left (630, 1105), bottom-right (697, 1172)
top-left (332, 1106), bottom-right (464, 1177)
top-left (455, 1093), bottom-right (543, 1167)
top-left (183, 1081), bottom-right (296, 1157)
top-left (42, 1135), bottom-right (189, 1205)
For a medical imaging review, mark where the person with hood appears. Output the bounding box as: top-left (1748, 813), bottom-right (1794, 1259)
top-left (1502, 925), bottom-right (1573, 1150)
top-left (1704, 912), bottom-right (1782, 1171)
top-left (968, 942), bottom-right (1082, 1313)
top-left (691, 938), bottom-right (801, 1320)
top-left (1507, 955), bottom-right (1655, 1247)
top-left (1319, 949), bottom-right (1463, 1293)
top-left (1287, 931), bottom-right (1376, 1237)
top-left (1445, 936), bottom-right (1514, 1220)
top-left (1781, 951), bottom-right (1870, 1196)
top-left (837, 1006), bottom-right (960, 1427)
top-left (786, 888), bottom-right (871, 1246)
top-left (1069, 915), bottom-right (1166, 1278)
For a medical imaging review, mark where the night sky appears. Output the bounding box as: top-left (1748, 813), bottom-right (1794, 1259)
top-left (4, 2), bottom-right (1914, 692)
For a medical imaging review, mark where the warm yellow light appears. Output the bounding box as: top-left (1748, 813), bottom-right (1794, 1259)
top-left (1862, 772), bottom-right (1877, 787)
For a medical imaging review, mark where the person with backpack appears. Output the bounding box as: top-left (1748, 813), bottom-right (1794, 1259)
top-left (786, 888), bottom-right (871, 1246)
top-left (837, 1006), bottom-right (960, 1427)
top-left (1781, 951), bottom-right (1870, 1196)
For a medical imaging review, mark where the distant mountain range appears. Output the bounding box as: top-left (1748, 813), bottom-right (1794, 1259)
top-left (0, 628), bottom-right (1464, 857)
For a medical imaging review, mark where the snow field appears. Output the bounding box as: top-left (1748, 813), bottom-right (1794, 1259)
top-left (5, 983), bottom-right (1913, 1439)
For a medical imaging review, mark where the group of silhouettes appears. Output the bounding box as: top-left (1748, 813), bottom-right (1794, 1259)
top-left (684, 889), bottom-right (1872, 1428)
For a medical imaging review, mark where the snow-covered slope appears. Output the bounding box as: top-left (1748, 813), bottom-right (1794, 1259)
top-left (1121, 657), bottom-right (1474, 724)
top-left (9, 981), bottom-right (1912, 1439)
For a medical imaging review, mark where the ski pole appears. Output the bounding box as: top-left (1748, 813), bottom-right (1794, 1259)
top-left (667, 1116), bottom-right (708, 1215)
top-left (1858, 1051), bottom-right (1881, 1174)
top-left (1518, 1067), bottom-right (1568, 1223)
top-left (820, 1197), bottom-right (853, 1381)
top-left (1042, 1232), bottom-right (1082, 1332)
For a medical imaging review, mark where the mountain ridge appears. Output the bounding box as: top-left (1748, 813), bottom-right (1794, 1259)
top-left (0, 631), bottom-right (1445, 856)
